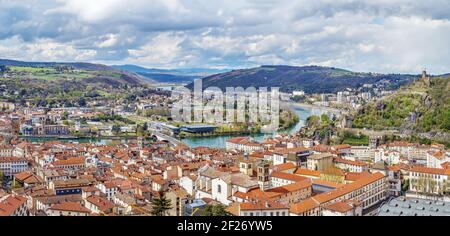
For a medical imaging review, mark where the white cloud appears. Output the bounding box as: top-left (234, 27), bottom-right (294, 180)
top-left (0, 0), bottom-right (449, 73)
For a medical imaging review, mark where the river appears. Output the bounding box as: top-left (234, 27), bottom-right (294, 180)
top-left (180, 103), bottom-right (341, 148)
top-left (23, 103), bottom-right (341, 149)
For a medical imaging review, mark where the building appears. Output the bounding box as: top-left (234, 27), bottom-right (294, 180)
top-left (84, 195), bottom-right (115, 215)
top-left (211, 172), bottom-right (259, 205)
top-left (0, 195), bottom-right (28, 216)
top-left (51, 157), bottom-right (86, 170)
top-left (257, 161), bottom-right (270, 191)
top-left (271, 147), bottom-right (310, 167)
top-left (290, 172), bottom-right (388, 216)
top-left (426, 150), bottom-right (449, 169)
top-left (375, 148), bottom-right (400, 165)
top-left (181, 124), bottom-right (216, 134)
top-left (307, 153), bottom-right (333, 171)
top-left (226, 137), bottom-right (263, 152)
top-left (322, 200), bottom-right (363, 216)
top-left (334, 158), bottom-right (370, 173)
top-left (270, 172), bottom-right (307, 188)
top-left (0, 156), bottom-right (29, 177)
top-left (184, 199), bottom-right (207, 216)
top-left (408, 166), bottom-right (449, 197)
top-left (350, 146), bottom-right (374, 161)
top-left (49, 179), bottom-right (92, 196)
top-left (166, 188), bottom-right (190, 216)
top-left (292, 90), bottom-right (305, 97)
top-left (378, 196), bottom-right (450, 216)
top-left (233, 179), bottom-right (312, 206)
top-left (0, 145), bottom-right (14, 157)
top-left (46, 202), bottom-right (91, 216)
top-left (195, 165), bottom-right (259, 206)
top-left (227, 200), bottom-right (289, 216)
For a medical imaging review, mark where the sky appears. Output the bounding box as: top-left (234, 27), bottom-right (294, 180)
top-left (1, 0), bottom-right (450, 74)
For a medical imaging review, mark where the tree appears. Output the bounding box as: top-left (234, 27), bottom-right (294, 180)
top-left (0, 170), bottom-right (4, 186)
top-left (201, 204), bottom-right (230, 216)
top-left (151, 190), bottom-right (172, 216)
top-left (111, 125), bottom-right (121, 135)
top-left (11, 178), bottom-right (22, 189)
top-left (321, 114), bottom-right (331, 125)
top-left (143, 122), bottom-right (148, 131)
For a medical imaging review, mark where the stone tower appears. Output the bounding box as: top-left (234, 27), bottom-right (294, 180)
top-left (421, 69), bottom-right (431, 86)
top-left (257, 161), bottom-right (270, 191)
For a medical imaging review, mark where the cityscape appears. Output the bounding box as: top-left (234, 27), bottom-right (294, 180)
top-left (0, 0), bottom-right (449, 218)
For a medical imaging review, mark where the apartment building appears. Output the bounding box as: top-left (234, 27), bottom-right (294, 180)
top-left (0, 156), bottom-right (29, 177)
top-left (290, 172), bottom-right (388, 216)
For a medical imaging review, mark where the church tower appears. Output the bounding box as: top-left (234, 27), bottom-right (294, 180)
top-left (257, 161), bottom-right (270, 191)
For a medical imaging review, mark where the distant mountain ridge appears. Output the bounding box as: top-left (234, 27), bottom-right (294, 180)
top-left (113, 64), bottom-right (230, 84)
top-left (186, 65), bottom-right (424, 93)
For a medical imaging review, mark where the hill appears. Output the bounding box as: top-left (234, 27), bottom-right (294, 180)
top-left (0, 59), bottom-right (150, 85)
top-left (352, 76), bottom-right (450, 143)
top-left (186, 65), bottom-right (417, 93)
top-left (113, 65), bottom-right (229, 84)
top-left (0, 59), bottom-right (157, 106)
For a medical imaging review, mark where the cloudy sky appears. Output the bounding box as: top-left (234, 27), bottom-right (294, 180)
top-left (1, 0), bottom-right (450, 74)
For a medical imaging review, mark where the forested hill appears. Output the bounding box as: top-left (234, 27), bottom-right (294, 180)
top-left (352, 76), bottom-right (450, 134)
top-left (186, 65), bottom-right (418, 93)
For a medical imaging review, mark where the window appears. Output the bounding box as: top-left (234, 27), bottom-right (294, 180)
top-left (217, 185), bottom-right (221, 193)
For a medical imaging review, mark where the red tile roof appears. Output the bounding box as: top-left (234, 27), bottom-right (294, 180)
top-left (0, 195), bottom-right (27, 216)
top-left (49, 202), bottom-right (91, 214)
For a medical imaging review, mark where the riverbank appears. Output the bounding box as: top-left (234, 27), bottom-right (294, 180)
top-left (291, 102), bottom-right (344, 115)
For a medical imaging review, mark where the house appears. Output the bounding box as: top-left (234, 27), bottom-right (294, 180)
top-left (375, 148), bottom-right (400, 165)
top-left (13, 171), bottom-right (42, 188)
top-left (334, 158), bottom-right (370, 173)
top-left (307, 153), bottom-right (333, 171)
top-left (179, 174), bottom-right (197, 196)
top-left (84, 195), bottom-right (115, 215)
top-left (97, 181), bottom-right (119, 201)
top-left (211, 172), bottom-right (259, 205)
top-left (46, 202), bottom-right (91, 216)
top-left (271, 147), bottom-right (310, 167)
top-left (0, 195), bottom-right (28, 216)
top-left (270, 172), bottom-right (308, 188)
top-left (426, 150), bottom-right (449, 169)
top-left (226, 137), bottom-right (263, 152)
top-left (166, 188), bottom-right (190, 216)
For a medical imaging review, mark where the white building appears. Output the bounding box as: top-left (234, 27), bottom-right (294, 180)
top-left (426, 150), bottom-right (449, 169)
top-left (374, 148), bottom-right (400, 165)
top-left (0, 157), bottom-right (28, 177)
top-left (409, 166), bottom-right (449, 196)
top-left (350, 146), bottom-right (374, 161)
top-left (226, 137), bottom-right (263, 152)
top-left (179, 175), bottom-right (197, 196)
top-left (195, 166), bottom-right (258, 206)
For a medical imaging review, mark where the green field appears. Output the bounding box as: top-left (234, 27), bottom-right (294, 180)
top-left (9, 66), bottom-right (96, 81)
